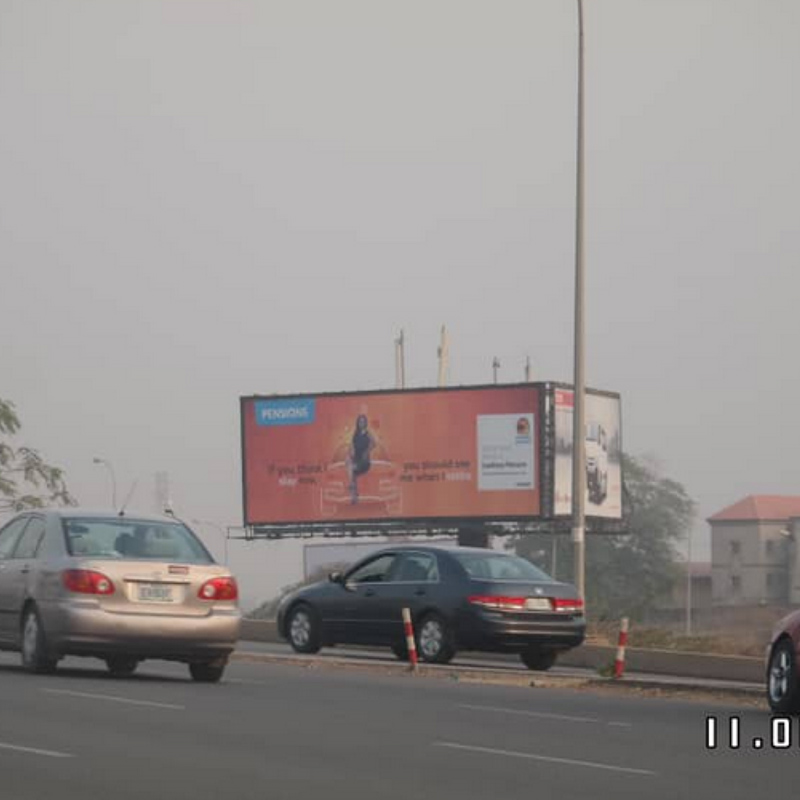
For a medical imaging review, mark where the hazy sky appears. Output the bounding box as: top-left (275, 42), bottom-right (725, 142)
top-left (1, 0), bottom-right (797, 607)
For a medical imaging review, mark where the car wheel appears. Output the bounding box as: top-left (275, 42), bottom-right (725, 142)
top-left (416, 612), bottom-right (455, 664)
top-left (106, 657), bottom-right (139, 678)
top-left (520, 648), bottom-right (557, 671)
top-left (767, 638), bottom-right (800, 713)
top-left (189, 661), bottom-right (226, 683)
top-left (287, 604), bottom-right (322, 654)
top-left (21, 607), bottom-right (58, 675)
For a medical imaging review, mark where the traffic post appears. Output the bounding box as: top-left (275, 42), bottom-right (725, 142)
top-left (402, 607), bottom-right (418, 672)
top-left (614, 617), bottom-right (629, 679)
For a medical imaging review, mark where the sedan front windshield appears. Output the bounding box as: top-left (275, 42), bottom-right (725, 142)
top-left (62, 517), bottom-right (213, 563)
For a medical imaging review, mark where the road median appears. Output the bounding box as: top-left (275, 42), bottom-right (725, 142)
top-left (239, 618), bottom-right (766, 684)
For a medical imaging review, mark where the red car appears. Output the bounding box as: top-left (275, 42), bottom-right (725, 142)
top-left (766, 610), bottom-right (800, 712)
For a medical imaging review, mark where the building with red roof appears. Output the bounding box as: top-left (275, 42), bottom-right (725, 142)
top-left (708, 495), bottom-right (800, 606)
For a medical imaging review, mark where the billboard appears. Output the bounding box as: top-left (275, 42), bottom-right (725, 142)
top-left (241, 386), bottom-right (542, 526)
top-left (552, 388), bottom-right (623, 519)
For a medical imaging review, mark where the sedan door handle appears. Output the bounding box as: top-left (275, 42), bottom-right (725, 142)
top-left (20, 566), bottom-right (31, 575)
top-left (414, 589), bottom-right (426, 597)
top-left (364, 588), bottom-right (376, 597)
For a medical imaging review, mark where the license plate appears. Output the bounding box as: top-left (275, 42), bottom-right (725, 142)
top-left (137, 583), bottom-right (175, 603)
top-left (524, 597), bottom-right (551, 611)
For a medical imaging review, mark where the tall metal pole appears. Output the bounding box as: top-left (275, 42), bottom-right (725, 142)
top-left (437, 325), bottom-right (449, 387)
top-left (93, 457), bottom-right (117, 510)
top-left (524, 356), bottom-right (532, 382)
top-left (395, 329), bottom-right (405, 389)
top-left (571, 0), bottom-right (587, 602)
top-left (192, 519), bottom-right (229, 565)
top-left (686, 530), bottom-right (693, 636)
top-left (492, 357), bottom-right (500, 384)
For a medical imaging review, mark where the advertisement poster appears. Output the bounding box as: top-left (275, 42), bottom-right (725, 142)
top-left (553, 389), bottom-right (623, 519)
top-left (241, 386), bottom-right (540, 525)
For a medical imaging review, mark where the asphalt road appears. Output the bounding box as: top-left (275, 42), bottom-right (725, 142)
top-left (0, 650), bottom-right (791, 800)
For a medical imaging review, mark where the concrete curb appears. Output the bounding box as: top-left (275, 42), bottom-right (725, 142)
top-left (587, 677), bottom-right (764, 697)
top-left (231, 649), bottom-right (765, 703)
top-left (240, 618), bottom-right (767, 684)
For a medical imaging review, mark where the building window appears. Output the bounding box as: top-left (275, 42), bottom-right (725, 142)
top-left (766, 540), bottom-right (775, 556)
top-left (767, 573), bottom-right (775, 587)
top-left (731, 575), bottom-right (742, 593)
top-left (730, 541), bottom-right (741, 557)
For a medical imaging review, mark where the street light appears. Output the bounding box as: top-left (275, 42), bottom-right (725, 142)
top-left (92, 457), bottom-right (117, 510)
top-left (191, 518), bottom-right (229, 565)
top-left (571, 0), bottom-right (587, 603)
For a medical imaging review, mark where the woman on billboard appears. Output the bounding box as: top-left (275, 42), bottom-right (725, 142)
top-left (347, 414), bottom-right (375, 504)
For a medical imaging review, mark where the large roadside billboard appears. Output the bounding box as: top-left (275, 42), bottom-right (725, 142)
top-left (552, 388), bottom-right (623, 519)
top-left (241, 386), bottom-right (542, 527)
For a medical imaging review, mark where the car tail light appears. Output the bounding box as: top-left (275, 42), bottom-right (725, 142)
top-left (552, 597), bottom-right (584, 613)
top-left (468, 595), bottom-right (527, 611)
top-left (62, 569), bottom-right (115, 596)
top-left (198, 577), bottom-right (238, 601)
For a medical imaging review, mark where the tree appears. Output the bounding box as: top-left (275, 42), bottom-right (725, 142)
top-left (0, 398), bottom-right (75, 513)
top-left (513, 454), bottom-right (695, 621)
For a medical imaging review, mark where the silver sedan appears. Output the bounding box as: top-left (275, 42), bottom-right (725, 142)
top-left (0, 509), bottom-right (240, 682)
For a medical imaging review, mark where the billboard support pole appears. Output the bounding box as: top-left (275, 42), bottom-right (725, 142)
top-left (395, 329), bottom-right (406, 389)
top-left (437, 326), bottom-right (449, 387)
top-left (457, 524), bottom-right (489, 549)
top-left (571, 0), bottom-right (587, 603)
top-left (685, 530), bottom-right (693, 636)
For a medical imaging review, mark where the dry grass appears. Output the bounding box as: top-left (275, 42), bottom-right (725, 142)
top-left (587, 622), bottom-right (768, 658)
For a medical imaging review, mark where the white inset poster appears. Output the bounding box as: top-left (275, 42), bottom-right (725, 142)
top-left (477, 414), bottom-right (535, 491)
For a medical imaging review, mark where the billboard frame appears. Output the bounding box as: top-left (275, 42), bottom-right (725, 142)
top-left (239, 381), bottom-right (626, 539)
top-left (545, 381), bottom-right (625, 533)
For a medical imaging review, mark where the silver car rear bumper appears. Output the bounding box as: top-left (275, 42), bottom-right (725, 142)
top-left (41, 600), bottom-right (241, 661)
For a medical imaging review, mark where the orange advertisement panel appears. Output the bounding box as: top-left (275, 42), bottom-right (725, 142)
top-left (241, 386), bottom-right (541, 526)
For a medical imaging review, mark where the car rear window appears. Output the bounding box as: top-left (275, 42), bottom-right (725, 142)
top-left (62, 518), bottom-right (213, 564)
top-left (452, 552), bottom-right (552, 583)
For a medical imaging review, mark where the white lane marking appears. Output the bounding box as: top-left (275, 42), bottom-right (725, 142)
top-left (434, 742), bottom-right (656, 776)
top-left (458, 703), bottom-right (631, 727)
top-left (42, 688), bottom-right (184, 710)
top-left (0, 741), bottom-right (74, 759)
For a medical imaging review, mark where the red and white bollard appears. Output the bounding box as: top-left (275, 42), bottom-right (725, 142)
top-left (614, 617), bottom-right (629, 679)
top-left (402, 607), bottom-right (418, 672)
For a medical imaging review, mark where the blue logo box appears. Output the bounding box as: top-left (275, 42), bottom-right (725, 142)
top-left (255, 398), bottom-right (316, 427)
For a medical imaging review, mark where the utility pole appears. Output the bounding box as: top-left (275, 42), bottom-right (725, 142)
top-left (686, 530), bottom-right (693, 636)
top-left (154, 471), bottom-right (171, 515)
top-left (571, 0), bottom-right (587, 602)
top-left (492, 357), bottom-right (501, 384)
top-left (437, 325), bottom-right (449, 387)
top-left (192, 519), bottom-right (229, 565)
top-left (93, 457), bottom-right (118, 510)
top-left (395, 329), bottom-right (406, 389)
top-left (524, 356), bottom-right (532, 382)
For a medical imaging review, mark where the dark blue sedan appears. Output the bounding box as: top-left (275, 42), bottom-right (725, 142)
top-left (277, 546), bottom-right (585, 671)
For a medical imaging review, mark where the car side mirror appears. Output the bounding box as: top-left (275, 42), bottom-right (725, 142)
top-left (328, 571), bottom-right (343, 584)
